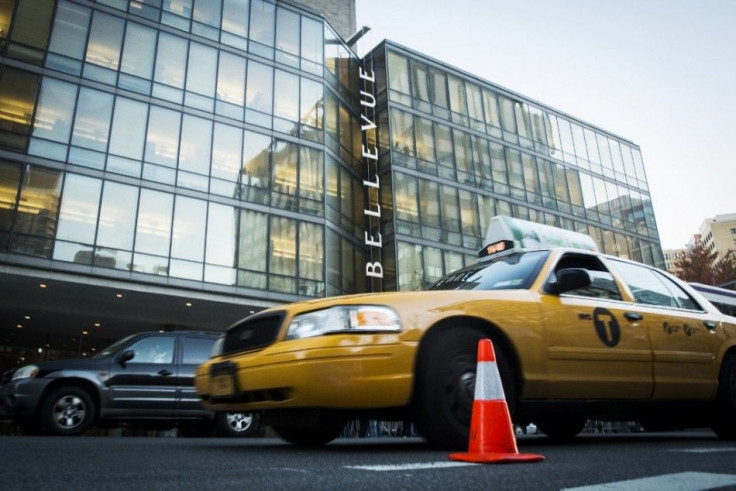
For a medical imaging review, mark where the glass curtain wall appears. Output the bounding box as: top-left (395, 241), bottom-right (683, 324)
top-left (0, 0), bottom-right (368, 298)
top-left (376, 43), bottom-right (663, 291)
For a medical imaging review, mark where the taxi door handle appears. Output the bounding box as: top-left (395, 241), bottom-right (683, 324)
top-left (158, 369), bottom-right (173, 376)
top-left (624, 312), bottom-right (643, 321)
top-left (703, 321), bottom-right (717, 331)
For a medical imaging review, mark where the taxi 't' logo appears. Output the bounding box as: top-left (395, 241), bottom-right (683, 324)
top-left (593, 307), bottom-right (620, 347)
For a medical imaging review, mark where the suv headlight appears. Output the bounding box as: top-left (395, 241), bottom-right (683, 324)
top-left (11, 365), bottom-right (39, 381)
top-left (285, 306), bottom-right (401, 340)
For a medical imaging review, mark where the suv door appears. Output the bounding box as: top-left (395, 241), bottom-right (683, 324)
top-left (106, 335), bottom-right (178, 411)
top-left (176, 335), bottom-right (217, 413)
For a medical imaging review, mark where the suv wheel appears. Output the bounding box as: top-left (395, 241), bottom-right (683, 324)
top-left (41, 386), bottom-right (96, 436)
top-left (216, 412), bottom-right (260, 437)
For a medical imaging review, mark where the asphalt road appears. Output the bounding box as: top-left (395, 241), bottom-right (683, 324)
top-left (2, 431), bottom-right (736, 490)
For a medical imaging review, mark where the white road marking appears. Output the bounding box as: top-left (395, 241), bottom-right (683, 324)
top-left (562, 471), bottom-right (736, 491)
top-left (345, 462), bottom-right (475, 472)
top-left (670, 447), bottom-right (736, 453)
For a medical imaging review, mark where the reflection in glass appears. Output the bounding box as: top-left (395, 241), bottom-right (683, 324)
top-left (97, 182), bottom-right (138, 250)
top-left (85, 12), bottom-right (124, 69)
top-left (121, 23), bottom-right (156, 79)
top-left (72, 88), bottom-right (113, 152)
top-left (238, 209), bottom-right (267, 275)
top-left (32, 78), bottom-right (77, 144)
top-left (171, 196), bottom-right (206, 262)
top-left (299, 221), bottom-right (323, 287)
top-left (245, 61), bottom-right (273, 114)
top-left (222, 0), bottom-right (249, 37)
top-left (300, 78), bottom-right (323, 129)
top-left (211, 123), bottom-right (242, 182)
top-left (300, 17), bottom-right (323, 66)
top-left (241, 131), bottom-right (271, 203)
top-left (0, 69), bottom-right (39, 150)
top-left (216, 52), bottom-right (246, 106)
top-left (109, 97), bottom-right (147, 160)
top-left (154, 33), bottom-right (187, 89)
top-left (269, 215), bottom-right (296, 282)
top-left (271, 140), bottom-right (298, 210)
top-left (145, 106), bottom-right (181, 167)
top-left (57, 174), bottom-right (102, 243)
top-left (299, 146), bottom-right (323, 213)
top-left (276, 6), bottom-right (299, 56)
top-left (274, 70), bottom-right (299, 122)
top-left (186, 42), bottom-right (217, 97)
top-left (135, 189), bottom-right (173, 256)
top-left (178, 115), bottom-right (212, 175)
top-left (48, 1), bottom-right (90, 60)
top-left (11, 166), bottom-right (62, 258)
top-left (250, 0), bottom-right (275, 47)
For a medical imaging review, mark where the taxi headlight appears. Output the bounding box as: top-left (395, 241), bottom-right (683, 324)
top-left (285, 306), bottom-right (401, 340)
top-left (11, 365), bottom-right (39, 381)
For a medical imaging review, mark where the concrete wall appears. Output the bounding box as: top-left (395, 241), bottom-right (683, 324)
top-left (293, 0), bottom-right (356, 40)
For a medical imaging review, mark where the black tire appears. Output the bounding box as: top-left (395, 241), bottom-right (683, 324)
top-left (712, 355), bottom-right (736, 440)
top-left (413, 327), bottom-right (517, 450)
top-left (272, 416), bottom-right (344, 447)
top-left (40, 386), bottom-right (96, 436)
top-left (216, 412), bottom-right (260, 438)
top-left (535, 416), bottom-right (586, 440)
top-left (17, 416), bottom-right (45, 436)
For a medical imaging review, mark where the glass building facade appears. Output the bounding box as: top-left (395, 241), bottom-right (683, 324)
top-left (369, 42), bottom-right (663, 292)
top-left (0, 0), bottom-right (663, 367)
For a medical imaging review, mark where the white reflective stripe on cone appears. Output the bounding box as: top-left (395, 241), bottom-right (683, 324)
top-left (475, 360), bottom-right (505, 401)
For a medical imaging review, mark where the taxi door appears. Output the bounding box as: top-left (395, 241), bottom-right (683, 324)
top-left (540, 253), bottom-right (653, 399)
top-left (607, 259), bottom-right (724, 400)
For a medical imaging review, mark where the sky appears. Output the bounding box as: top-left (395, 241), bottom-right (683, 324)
top-left (354, 0), bottom-right (736, 250)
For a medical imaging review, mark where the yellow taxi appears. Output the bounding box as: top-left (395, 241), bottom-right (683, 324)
top-left (195, 216), bottom-right (736, 448)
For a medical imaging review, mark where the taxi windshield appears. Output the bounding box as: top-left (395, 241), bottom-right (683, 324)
top-left (428, 250), bottom-right (549, 291)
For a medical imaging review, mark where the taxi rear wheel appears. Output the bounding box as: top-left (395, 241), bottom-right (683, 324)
top-left (712, 354), bottom-right (736, 440)
top-left (414, 327), bottom-right (516, 449)
top-left (535, 416), bottom-right (586, 440)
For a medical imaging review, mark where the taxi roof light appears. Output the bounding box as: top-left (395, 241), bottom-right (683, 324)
top-left (478, 216), bottom-right (599, 260)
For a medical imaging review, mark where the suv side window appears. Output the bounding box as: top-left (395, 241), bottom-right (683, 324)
top-left (553, 253), bottom-right (622, 300)
top-left (181, 337), bottom-right (216, 365)
top-left (128, 336), bottom-right (176, 364)
top-left (610, 260), bottom-right (702, 311)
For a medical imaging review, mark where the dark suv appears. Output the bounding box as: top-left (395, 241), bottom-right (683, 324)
top-left (0, 330), bottom-right (259, 437)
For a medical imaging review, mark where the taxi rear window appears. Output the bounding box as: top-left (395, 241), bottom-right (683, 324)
top-left (429, 250), bottom-right (549, 291)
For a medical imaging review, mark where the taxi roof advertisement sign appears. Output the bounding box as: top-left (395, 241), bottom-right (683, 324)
top-left (482, 216), bottom-right (599, 254)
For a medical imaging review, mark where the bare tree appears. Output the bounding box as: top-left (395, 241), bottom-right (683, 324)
top-left (674, 243), bottom-right (736, 287)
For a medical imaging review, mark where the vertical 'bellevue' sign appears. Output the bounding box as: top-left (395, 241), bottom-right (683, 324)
top-left (359, 61), bottom-right (382, 290)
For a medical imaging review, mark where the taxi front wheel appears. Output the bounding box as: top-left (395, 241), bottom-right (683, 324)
top-left (413, 326), bottom-right (516, 450)
top-left (712, 355), bottom-right (736, 440)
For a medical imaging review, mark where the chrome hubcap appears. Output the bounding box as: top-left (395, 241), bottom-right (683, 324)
top-left (52, 395), bottom-right (86, 429)
top-left (227, 412), bottom-right (253, 432)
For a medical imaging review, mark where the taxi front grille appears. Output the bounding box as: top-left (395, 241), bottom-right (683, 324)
top-left (222, 313), bottom-right (284, 355)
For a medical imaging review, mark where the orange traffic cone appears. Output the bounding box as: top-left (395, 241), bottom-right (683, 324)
top-left (449, 339), bottom-right (544, 464)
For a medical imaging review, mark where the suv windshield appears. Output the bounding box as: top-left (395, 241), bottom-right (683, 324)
top-left (429, 250), bottom-right (549, 291)
top-left (93, 334), bottom-right (138, 358)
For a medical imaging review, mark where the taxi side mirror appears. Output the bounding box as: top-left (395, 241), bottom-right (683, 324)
top-left (115, 349), bottom-right (135, 366)
top-left (545, 268), bottom-right (591, 295)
